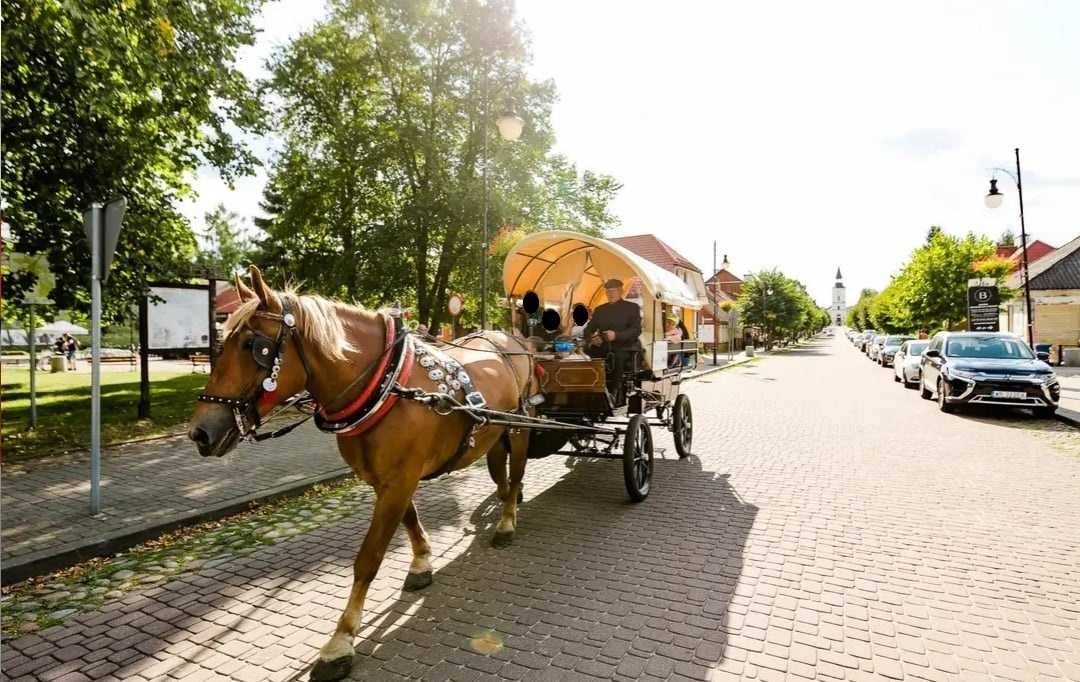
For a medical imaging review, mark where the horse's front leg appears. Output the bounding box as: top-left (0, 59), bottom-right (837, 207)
top-left (401, 500), bottom-right (433, 591)
top-left (311, 480), bottom-right (417, 682)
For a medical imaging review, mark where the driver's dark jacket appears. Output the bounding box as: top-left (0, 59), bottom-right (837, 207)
top-left (582, 299), bottom-right (642, 351)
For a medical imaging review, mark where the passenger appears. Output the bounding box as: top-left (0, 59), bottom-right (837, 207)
top-left (664, 315), bottom-right (683, 368)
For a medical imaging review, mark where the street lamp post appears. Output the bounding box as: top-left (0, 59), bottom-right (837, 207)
top-left (479, 107), bottom-right (524, 330)
top-left (761, 286), bottom-right (773, 350)
top-left (985, 147), bottom-right (1034, 347)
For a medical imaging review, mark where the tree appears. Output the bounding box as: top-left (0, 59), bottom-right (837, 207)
top-left (195, 205), bottom-right (253, 278)
top-left (846, 289), bottom-right (878, 331)
top-left (737, 270), bottom-right (817, 347)
top-left (884, 230), bottom-right (1009, 332)
top-left (863, 229), bottom-right (1015, 335)
top-left (999, 229), bottom-right (1016, 246)
top-left (254, 0), bottom-right (620, 327)
top-left (1, 0), bottom-right (267, 319)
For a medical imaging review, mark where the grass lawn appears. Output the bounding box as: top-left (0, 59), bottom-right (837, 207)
top-left (1, 369), bottom-right (209, 462)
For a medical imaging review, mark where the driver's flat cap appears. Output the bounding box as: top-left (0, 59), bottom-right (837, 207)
top-left (603, 278), bottom-right (623, 289)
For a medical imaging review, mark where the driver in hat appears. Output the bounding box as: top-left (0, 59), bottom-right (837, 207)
top-left (582, 278), bottom-right (642, 402)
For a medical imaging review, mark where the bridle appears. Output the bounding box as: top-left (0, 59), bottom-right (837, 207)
top-left (197, 299), bottom-right (413, 443)
top-left (197, 299), bottom-right (314, 440)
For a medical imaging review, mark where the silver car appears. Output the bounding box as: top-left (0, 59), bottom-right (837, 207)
top-left (867, 334), bottom-right (887, 360)
top-left (893, 339), bottom-right (929, 387)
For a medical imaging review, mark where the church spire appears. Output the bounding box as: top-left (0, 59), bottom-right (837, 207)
top-left (835, 267), bottom-right (842, 280)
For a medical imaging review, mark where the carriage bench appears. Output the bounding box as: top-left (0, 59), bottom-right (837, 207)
top-left (191, 353), bottom-right (211, 372)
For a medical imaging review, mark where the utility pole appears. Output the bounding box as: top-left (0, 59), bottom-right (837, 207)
top-left (712, 242), bottom-right (718, 366)
top-left (1015, 148), bottom-right (1035, 348)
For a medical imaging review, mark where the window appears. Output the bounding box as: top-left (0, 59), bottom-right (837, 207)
top-left (946, 336), bottom-right (1033, 359)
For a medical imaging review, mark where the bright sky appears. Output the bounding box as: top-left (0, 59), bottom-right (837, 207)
top-left (187, 0), bottom-right (1080, 307)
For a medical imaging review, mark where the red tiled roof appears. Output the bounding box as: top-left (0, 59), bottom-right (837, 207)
top-left (1001, 240), bottom-right (1056, 271)
top-left (705, 269), bottom-right (743, 286)
top-left (610, 234), bottom-right (702, 274)
top-left (996, 245), bottom-right (1018, 259)
top-left (215, 287), bottom-right (243, 315)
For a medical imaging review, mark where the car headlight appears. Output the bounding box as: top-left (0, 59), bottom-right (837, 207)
top-left (1041, 373), bottom-right (1058, 385)
top-left (947, 368), bottom-right (978, 381)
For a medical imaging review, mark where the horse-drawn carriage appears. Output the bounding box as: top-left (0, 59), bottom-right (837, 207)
top-left (498, 230), bottom-right (704, 501)
top-left (189, 231), bottom-right (707, 680)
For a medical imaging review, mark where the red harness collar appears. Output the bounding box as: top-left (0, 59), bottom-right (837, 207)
top-left (314, 312), bottom-right (414, 437)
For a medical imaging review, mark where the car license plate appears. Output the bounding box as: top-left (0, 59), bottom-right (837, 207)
top-left (991, 390), bottom-right (1026, 399)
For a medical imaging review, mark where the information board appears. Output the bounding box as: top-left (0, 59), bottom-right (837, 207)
top-left (148, 286), bottom-right (211, 350)
top-left (967, 285), bottom-right (1000, 332)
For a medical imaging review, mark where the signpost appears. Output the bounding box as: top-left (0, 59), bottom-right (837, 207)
top-left (967, 278), bottom-right (1000, 333)
top-left (84, 198), bottom-right (127, 515)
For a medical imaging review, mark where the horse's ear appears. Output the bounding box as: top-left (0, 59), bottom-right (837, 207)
top-left (234, 271), bottom-right (255, 302)
top-left (248, 265), bottom-right (281, 313)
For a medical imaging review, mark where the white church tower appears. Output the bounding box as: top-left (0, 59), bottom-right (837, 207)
top-left (830, 267), bottom-right (846, 326)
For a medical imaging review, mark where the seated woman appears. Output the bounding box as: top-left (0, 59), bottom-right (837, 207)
top-left (664, 315), bottom-right (683, 368)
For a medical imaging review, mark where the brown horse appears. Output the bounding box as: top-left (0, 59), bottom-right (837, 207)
top-left (187, 266), bottom-right (534, 681)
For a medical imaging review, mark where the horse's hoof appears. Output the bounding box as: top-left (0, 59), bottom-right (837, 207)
top-left (403, 570), bottom-right (433, 592)
top-left (310, 655), bottom-right (353, 682)
top-left (491, 531), bottom-right (514, 548)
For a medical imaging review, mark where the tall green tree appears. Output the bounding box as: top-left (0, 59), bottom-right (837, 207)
top-left (882, 229), bottom-right (1010, 333)
top-left (194, 204), bottom-right (253, 277)
top-left (737, 270), bottom-right (812, 347)
top-left (1, 0), bottom-right (267, 319)
top-left (254, 0), bottom-right (620, 327)
top-left (846, 288), bottom-right (878, 330)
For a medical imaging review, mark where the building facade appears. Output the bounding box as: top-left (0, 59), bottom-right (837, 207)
top-left (830, 267), bottom-right (846, 326)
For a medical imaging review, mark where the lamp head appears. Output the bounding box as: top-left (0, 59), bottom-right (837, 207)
top-left (985, 178), bottom-right (1004, 209)
top-left (496, 112), bottom-right (524, 141)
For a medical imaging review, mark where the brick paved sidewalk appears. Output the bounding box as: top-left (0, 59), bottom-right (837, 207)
top-left (1, 422), bottom-right (349, 581)
top-left (3, 337), bottom-right (1079, 681)
top-left (1054, 367), bottom-right (1080, 425)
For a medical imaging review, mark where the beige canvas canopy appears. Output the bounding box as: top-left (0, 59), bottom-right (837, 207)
top-left (503, 231), bottom-right (705, 345)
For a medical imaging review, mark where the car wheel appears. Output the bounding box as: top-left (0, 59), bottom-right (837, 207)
top-left (893, 372), bottom-right (900, 383)
top-left (937, 379), bottom-right (955, 413)
top-left (1034, 406), bottom-right (1057, 419)
top-left (920, 376), bottom-right (933, 400)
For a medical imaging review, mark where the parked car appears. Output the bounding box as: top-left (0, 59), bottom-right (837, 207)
top-left (867, 334), bottom-right (887, 360)
top-left (919, 332), bottom-right (1060, 417)
top-left (893, 340), bottom-right (928, 387)
top-left (878, 335), bottom-right (914, 367)
top-left (857, 330), bottom-right (877, 352)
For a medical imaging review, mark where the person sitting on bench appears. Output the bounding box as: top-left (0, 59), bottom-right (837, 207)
top-left (582, 278), bottom-right (641, 404)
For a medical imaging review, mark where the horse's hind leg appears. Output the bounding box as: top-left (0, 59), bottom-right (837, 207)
top-left (401, 500), bottom-right (433, 591)
top-left (492, 430), bottom-right (528, 548)
top-left (486, 445), bottom-right (510, 500)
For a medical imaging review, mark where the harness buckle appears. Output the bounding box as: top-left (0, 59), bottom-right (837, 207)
top-left (465, 391), bottom-right (487, 409)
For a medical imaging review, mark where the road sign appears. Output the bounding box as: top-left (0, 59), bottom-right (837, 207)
top-left (83, 197), bottom-right (126, 282)
top-left (967, 285), bottom-right (1000, 332)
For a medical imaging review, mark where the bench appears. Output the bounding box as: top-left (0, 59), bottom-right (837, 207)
top-left (99, 355), bottom-right (136, 367)
top-left (191, 354), bottom-right (211, 372)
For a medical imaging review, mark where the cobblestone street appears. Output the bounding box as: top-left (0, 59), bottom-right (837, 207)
top-left (3, 335), bottom-right (1079, 681)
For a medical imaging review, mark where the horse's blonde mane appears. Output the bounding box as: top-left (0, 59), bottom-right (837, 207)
top-left (223, 288), bottom-right (359, 361)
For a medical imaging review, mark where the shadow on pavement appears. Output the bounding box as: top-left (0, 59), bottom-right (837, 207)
top-left (345, 454), bottom-right (758, 680)
top-left (2, 451), bottom-right (757, 681)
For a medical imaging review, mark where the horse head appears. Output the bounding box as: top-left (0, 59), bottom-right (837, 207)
top-left (187, 266), bottom-right (311, 457)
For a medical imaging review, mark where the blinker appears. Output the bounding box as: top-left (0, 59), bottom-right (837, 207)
top-left (252, 335), bottom-right (277, 369)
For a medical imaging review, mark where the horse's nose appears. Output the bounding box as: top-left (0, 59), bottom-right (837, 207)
top-left (188, 426), bottom-right (211, 447)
